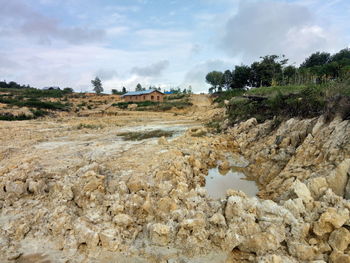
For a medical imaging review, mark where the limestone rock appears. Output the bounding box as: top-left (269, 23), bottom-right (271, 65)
top-left (113, 214), bottom-right (133, 227)
top-left (330, 250), bottom-right (350, 263)
top-left (209, 213), bottom-right (226, 226)
top-left (287, 241), bottom-right (316, 261)
top-left (292, 180), bottom-right (313, 203)
top-left (327, 159), bottom-right (350, 197)
top-left (239, 232), bottom-right (281, 254)
top-left (218, 160), bottom-right (231, 171)
top-left (307, 177), bottom-right (328, 200)
top-left (313, 208), bottom-right (350, 236)
top-left (328, 227), bottom-right (350, 252)
top-left (99, 229), bottom-right (120, 251)
top-left (127, 175), bottom-right (147, 192)
top-left (74, 219), bottom-right (99, 249)
top-left (5, 181), bottom-right (27, 196)
top-left (149, 223), bottom-right (171, 246)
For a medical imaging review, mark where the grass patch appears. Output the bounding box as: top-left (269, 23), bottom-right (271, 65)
top-left (165, 94), bottom-right (186, 100)
top-left (227, 85), bottom-right (331, 124)
top-left (117, 129), bottom-right (174, 140)
top-left (0, 88), bottom-right (71, 98)
top-left (213, 89), bottom-right (245, 105)
top-left (0, 97), bottom-right (69, 111)
top-left (113, 99), bottom-right (192, 111)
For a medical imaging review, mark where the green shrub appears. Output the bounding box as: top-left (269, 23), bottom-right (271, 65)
top-left (165, 94), bottom-right (186, 100)
top-left (0, 113), bottom-right (33, 121)
top-left (113, 102), bottom-right (131, 109)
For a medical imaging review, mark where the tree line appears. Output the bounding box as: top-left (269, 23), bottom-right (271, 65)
top-left (0, 81), bottom-right (34, 89)
top-left (206, 48), bottom-right (350, 93)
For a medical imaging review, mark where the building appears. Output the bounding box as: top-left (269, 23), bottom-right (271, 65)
top-left (121, 90), bottom-right (164, 102)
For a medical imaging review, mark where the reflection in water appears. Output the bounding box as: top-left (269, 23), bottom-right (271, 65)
top-left (205, 168), bottom-right (258, 199)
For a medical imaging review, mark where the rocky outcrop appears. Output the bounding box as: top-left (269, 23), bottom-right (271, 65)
top-left (1, 114), bottom-right (350, 262)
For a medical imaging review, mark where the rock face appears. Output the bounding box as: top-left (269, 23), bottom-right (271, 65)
top-left (0, 114), bottom-right (350, 262)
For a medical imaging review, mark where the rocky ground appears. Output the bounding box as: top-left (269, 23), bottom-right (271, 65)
top-left (0, 96), bottom-right (350, 262)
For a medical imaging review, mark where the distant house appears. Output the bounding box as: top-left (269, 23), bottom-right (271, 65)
top-left (121, 90), bottom-right (164, 102)
top-left (164, 91), bottom-right (173, 95)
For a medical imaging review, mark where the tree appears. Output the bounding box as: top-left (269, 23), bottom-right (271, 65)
top-left (232, 65), bottom-right (251, 89)
top-left (223, 70), bottom-right (233, 90)
top-left (111, 89), bottom-right (118, 94)
top-left (135, 83), bottom-right (144, 91)
top-left (205, 71), bottom-right (223, 93)
top-left (122, 87), bottom-right (127, 93)
top-left (283, 65), bottom-right (297, 85)
top-left (300, 52), bottom-right (331, 68)
top-left (248, 55), bottom-right (284, 87)
top-left (63, 87), bottom-right (74, 93)
top-left (91, 77), bottom-right (103, 94)
top-left (187, 85), bottom-right (193, 94)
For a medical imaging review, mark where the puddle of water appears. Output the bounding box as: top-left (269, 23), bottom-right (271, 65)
top-left (205, 168), bottom-right (258, 199)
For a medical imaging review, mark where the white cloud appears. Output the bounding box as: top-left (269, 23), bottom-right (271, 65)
top-left (220, 0), bottom-right (347, 64)
top-left (131, 60), bottom-right (170, 77)
top-left (0, 0), bottom-right (106, 45)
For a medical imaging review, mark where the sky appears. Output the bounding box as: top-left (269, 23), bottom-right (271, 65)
top-left (1, 0), bottom-right (349, 93)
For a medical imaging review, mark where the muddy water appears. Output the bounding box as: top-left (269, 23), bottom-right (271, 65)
top-left (205, 168), bottom-right (258, 199)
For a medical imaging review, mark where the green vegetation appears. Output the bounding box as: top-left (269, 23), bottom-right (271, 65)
top-left (226, 81), bottom-right (350, 124)
top-left (207, 48), bottom-right (350, 126)
top-left (206, 48), bottom-right (350, 93)
top-left (164, 93), bottom-right (186, 100)
top-left (0, 97), bottom-right (69, 110)
top-left (111, 89), bottom-right (126, 95)
top-left (117, 129), bottom-right (174, 141)
top-left (0, 82), bottom-right (72, 121)
top-left (0, 109), bottom-right (49, 121)
top-left (113, 95), bottom-right (193, 111)
top-left (0, 113), bottom-right (34, 121)
top-left (91, 77), bottom-right (103, 94)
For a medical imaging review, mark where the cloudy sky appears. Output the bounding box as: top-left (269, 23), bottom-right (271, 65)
top-left (1, 0), bottom-right (349, 93)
